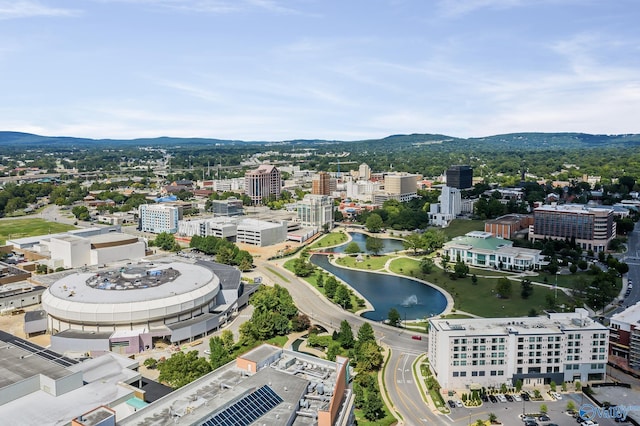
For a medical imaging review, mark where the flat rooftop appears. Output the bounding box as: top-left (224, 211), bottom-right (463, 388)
top-left (120, 346), bottom-right (345, 426)
top-left (0, 330), bottom-right (77, 389)
top-left (610, 301), bottom-right (640, 326)
top-left (46, 261), bottom-right (215, 304)
top-left (431, 310), bottom-right (607, 335)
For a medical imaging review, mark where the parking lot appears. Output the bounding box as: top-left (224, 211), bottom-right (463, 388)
top-left (444, 391), bottom-right (631, 426)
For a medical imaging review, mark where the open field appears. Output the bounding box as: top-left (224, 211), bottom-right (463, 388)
top-left (0, 218), bottom-right (77, 245)
top-left (308, 231), bottom-right (348, 249)
top-left (388, 257), bottom-right (573, 317)
top-left (335, 254), bottom-right (392, 271)
top-left (441, 219), bottom-right (485, 239)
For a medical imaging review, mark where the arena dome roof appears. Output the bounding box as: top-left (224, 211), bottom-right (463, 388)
top-left (42, 261), bottom-right (219, 326)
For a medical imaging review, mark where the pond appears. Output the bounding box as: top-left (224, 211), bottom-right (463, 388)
top-left (311, 252), bottom-right (447, 322)
top-left (322, 232), bottom-right (405, 254)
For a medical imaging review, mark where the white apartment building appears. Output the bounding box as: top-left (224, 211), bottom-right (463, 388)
top-left (428, 309), bottom-right (608, 390)
top-left (138, 204), bottom-right (180, 234)
top-left (297, 194), bottom-right (334, 230)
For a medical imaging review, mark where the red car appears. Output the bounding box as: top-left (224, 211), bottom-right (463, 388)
top-left (411, 335), bottom-right (422, 340)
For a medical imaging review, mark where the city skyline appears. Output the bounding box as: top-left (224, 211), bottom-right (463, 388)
top-left (1, 0), bottom-right (639, 141)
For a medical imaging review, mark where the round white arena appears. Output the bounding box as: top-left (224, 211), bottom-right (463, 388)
top-left (42, 261), bottom-right (220, 333)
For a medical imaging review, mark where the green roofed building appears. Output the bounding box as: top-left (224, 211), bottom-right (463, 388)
top-left (442, 231), bottom-right (545, 271)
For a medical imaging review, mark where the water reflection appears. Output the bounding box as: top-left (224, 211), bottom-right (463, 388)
top-left (323, 232), bottom-right (405, 254)
top-left (310, 253), bottom-right (447, 321)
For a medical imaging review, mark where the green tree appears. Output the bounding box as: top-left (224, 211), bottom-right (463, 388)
top-left (337, 320), bottom-right (355, 349)
top-left (363, 391), bottom-right (384, 421)
top-left (365, 236), bottom-right (384, 255)
top-left (515, 379), bottom-right (523, 392)
top-left (143, 357), bottom-right (157, 369)
top-left (154, 232), bottom-right (179, 251)
top-left (71, 205), bottom-right (91, 221)
top-left (357, 322), bottom-right (376, 343)
top-left (356, 340), bottom-right (384, 372)
top-left (326, 341), bottom-right (342, 361)
top-left (403, 233), bottom-right (424, 255)
top-left (221, 329), bottom-right (235, 352)
top-left (540, 404), bottom-right (548, 414)
top-left (157, 351), bottom-right (212, 388)
top-left (521, 278), bottom-right (533, 299)
top-left (324, 276), bottom-right (338, 299)
top-left (566, 400), bottom-right (576, 412)
top-left (388, 308), bottom-right (401, 327)
top-left (316, 272), bottom-right (325, 288)
top-left (420, 257), bottom-right (434, 274)
top-left (421, 229), bottom-right (447, 252)
top-left (488, 412), bottom-right (498, 423)
top-left (495, 277), bottom-right (512, 298)
top-left (365, 213), bottom-right (384, 233)
top-left (344, 242), bottom-right (361, 254)
top-left (208, 336), bottom-right (232, 369)
top-left (292, 257), bottom-right (315, 277)
top-left (454, 261), bottom-right (469, 278)
top-left (334, 284), bottom-right (352, 309)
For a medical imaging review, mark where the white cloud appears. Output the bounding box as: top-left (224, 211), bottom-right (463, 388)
top-left (92, 0), bottom-right (308, 15)
top-left (0, 1), bottom-right (80, 19)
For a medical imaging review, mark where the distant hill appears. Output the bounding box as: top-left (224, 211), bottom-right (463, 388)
top-left (1, 131), bottom-right (639, 151)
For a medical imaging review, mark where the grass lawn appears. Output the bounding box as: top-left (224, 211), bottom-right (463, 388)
top-left (534, 270), bottom-right (622, 292)
top-left (265, 335), bottom-right (288, 347)
top-left (442, 219), bottom-right (485, 239)
top-left (282, 258), bottom-right (363, 313)
top-left (388, 257), bottom-right (573, 317)
top-left (0, 218), bottom-right (77, 244)
top-left (335, 254), bottom-right (392, 271)
top-left (308, 231), bottom-right (348, 249)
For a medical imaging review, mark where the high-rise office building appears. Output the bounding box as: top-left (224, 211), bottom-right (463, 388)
top-left (446, 165), bottom-right (473, 189)
top-left (358, 163), bottom-right (371, 181)
top-left (297, 194), bottom-right (334, 230)
top-left (244, 164), bottom-right (281, 205)
top-left (312, 171), bottom-right (331, 195)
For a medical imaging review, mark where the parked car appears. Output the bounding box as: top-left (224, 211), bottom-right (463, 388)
top-left (489, 395), bottom-right (498, 403)
top-left (411, 335), bottom-right (422, 340)
top-left (521, 392), bottom-right (530, 401)
top-left (550, 391), bottom-right (562, 400)
top-left (513, 394), bottom-right (522, 402)
top-left (497, 394), bottom-right (507, 402)
top-left (525, 421), bottom-right (539, 426)
top-left (481, 395), bottom-right (489, 402)
top-left (523, 416), bottom-right (537, 423)
top-left (505, 394), bottom-right (514, 402)
top-left (455, 400), bottom-right (463, 408)
top-left (447, 400), bottom-right (456, 408)
top-left (581, 421), bottom-right (599, 426)
top-left (538, 415), bottom-right (551, 421)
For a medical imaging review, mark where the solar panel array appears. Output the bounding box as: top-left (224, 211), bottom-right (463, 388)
top-left (201, 385), bottom-right (283, 426)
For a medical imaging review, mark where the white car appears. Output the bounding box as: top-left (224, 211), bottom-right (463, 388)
top-left (550, 391), bottom-right (562, 400)
top-left (455, 400), bottom-right (463, 407)
top-left (513, 394), bottom-right (522, 402)
top-left (497, 394), bottom-right (507, 402)
top-left (204, 349), bottom-right (211, 355)
top-left (581, 421), bottom-right (599, 426)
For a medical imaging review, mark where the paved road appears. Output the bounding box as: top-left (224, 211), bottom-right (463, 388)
top-left (258, 258), bottom-right (439, 425)
top-left (609, 221), bottom-right (640, 317)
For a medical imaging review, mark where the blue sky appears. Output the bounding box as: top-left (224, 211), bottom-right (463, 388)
top-left (1, 0), bottom-right (638, 141)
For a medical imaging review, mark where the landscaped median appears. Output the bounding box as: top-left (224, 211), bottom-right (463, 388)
top-left (414, 355), bottom-right (450, 414)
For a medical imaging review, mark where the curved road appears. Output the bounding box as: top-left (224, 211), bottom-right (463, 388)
top-left (258, 258), bottom-right (444, 425)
